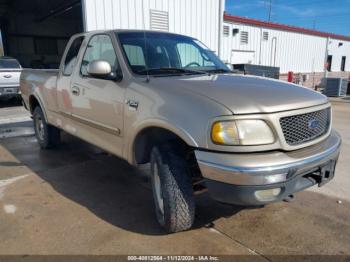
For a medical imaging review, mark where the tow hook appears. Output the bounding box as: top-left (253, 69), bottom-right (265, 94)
top-left (283, 194), bottom-right (295, 203)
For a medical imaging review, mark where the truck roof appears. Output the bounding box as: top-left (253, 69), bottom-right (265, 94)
top-left (77, 29), bottom-right (195, 39)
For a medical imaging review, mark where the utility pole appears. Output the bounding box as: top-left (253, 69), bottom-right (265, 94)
top-left (324, 37), bottom-right (330, 80)
top-left (268, 0), bottom-right (272, 21)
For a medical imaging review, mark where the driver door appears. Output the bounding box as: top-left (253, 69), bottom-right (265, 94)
top-left (69, 33), bottom-right (125, 156)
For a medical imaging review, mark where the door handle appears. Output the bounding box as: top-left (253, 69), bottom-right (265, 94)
top-left (71, 86), bottom-right (80, 96)
top-left (126, 100), bottom-right (139, 111)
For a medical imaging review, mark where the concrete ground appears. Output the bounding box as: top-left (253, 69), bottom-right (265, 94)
top-left (0, 99), bottom-right (350, 258)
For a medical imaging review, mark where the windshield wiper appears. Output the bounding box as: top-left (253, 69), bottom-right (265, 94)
top-left (138, 67), bottom-right (206, 76)
top-left (206, 68), bottom-right (233, 74)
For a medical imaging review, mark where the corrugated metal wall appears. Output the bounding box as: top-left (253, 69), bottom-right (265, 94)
top-left (82, 0), bottom-right (349, 74)
top-left (328, 39), bottom-right (350, 72)
top-left (82, 0), bottom-right (223, 53)
top-left (221, 21), bottom-right (332, 74)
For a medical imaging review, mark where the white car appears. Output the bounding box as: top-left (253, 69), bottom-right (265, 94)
top-left (0, 57), bottom-right (22, 99)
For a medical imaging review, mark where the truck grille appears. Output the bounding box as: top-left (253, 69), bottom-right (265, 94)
top-left (280, 108), bottom-right (331, 146)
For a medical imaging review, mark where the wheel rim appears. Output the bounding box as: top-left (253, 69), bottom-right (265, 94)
top-left (153, 162), bottom-right (164, 215)
top-left (35, 115), bottom-right (45, 141)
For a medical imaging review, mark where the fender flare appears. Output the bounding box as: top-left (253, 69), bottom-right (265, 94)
top-left (126, 118), bottom-right (199, 164)
top-left (29, 93), bottom-right (48, 122)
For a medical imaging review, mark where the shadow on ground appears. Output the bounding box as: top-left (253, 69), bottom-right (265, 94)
top-left (1, 133), bottom-right (244, 236)
top-left (1, 132), bottom-right (350, 255)
top-left (0, 98), bottom-right (22, 109)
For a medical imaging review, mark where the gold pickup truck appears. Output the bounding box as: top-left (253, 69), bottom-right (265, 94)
top-left (20, 30), bottom-right (341, 233)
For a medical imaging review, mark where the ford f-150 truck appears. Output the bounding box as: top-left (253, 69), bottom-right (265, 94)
top-left (20, 30), bottom-right (342, 233)
top-left (0, 56), bottom-right (22, 99)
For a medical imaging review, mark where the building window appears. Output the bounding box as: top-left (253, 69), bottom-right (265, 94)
top-left (327, 55), bottom-right (333, 72)
top-left (150, 10), bottom-right (169, 31)
top-left (263, 31), bottom-right (269, 41)
top-left (240, 31), bottom-right (249, 44)
top-left (223, 26), bottom-right (230, 37)
top-left (341, 56), bottom-right (346, 71)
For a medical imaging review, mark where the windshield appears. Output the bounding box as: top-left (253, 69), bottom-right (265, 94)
top-left (0, 59), bottom-right (21, 69)
top-left (117, 32), bottom-right (231, 76)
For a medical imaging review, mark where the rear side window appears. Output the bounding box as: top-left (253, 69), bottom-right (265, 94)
top-left (0, 59), bottom-right (21, 69)
top-left (63, 36), bottom-right (84, 76)
top-left (80, 34), bottom-right (119, 77)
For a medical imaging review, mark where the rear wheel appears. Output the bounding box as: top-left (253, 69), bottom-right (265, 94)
top-left (150, 143), bottom-right (195, 233)
top-left (33, 107), bottom-right (60, 149)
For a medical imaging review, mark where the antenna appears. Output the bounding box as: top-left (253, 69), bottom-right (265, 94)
top-left (143, 31), bottom-right (150, 83)
top-left (267, 0), bottom-right (272, 21)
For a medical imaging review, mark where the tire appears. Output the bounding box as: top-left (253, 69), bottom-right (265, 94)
top-left (150, 143), bottom-right (195, 233)
top-left (33, 106), bottom-right (61, 149)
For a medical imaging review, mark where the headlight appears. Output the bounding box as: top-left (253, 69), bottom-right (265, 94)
top-left (211, 120), bottom-right (275, 146)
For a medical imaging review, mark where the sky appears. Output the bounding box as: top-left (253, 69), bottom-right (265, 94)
top-left (225, 0), bottom-right (350, 36)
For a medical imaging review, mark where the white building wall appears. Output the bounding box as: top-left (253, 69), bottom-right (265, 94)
top-left (83, 0), bottom-right (224, 53)
top-left (328, 39), bottom-right (350, 72)
top-left (222, 21), bottom-right (332, 74)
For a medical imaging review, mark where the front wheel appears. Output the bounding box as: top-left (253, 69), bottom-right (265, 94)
top-left (33, 107), bottom-right (61, 149)
top-left (150, 143), bottom-right (195, 233)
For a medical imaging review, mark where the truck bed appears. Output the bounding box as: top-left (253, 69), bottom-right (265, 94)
top-left (20, 69), bottom-right (60, 113)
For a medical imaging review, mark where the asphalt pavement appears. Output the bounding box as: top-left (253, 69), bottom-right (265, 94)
top-left (0, 101), bottom-right (349, 258)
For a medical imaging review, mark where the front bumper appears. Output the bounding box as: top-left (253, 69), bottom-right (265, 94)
top-left (195, 130), bottom-right (341, 206)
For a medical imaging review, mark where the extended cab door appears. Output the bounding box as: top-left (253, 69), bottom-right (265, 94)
top-left (57, 34), bottom-right (85, 114)
top-left (69, 33), bottom-right (125, 155)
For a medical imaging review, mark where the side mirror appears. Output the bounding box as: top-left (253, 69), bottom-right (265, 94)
top-left (87, 60), bottom-right (123, 81)
top-left (87, 60), bottom-right (112, 78)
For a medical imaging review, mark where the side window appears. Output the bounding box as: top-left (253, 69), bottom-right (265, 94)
top-left (63, 36), bottom-right (84, 76)
top-left (176, 43), bottom-right (214, 68)
top-left (81, 34), bottom-right (118, 77)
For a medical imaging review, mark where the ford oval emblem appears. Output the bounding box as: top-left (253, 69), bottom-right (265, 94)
top-left (308, 119), bottom-right (319, 129)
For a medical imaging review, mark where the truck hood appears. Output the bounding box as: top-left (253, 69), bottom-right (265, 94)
top-left (152, 74), bottom-right (329, 114)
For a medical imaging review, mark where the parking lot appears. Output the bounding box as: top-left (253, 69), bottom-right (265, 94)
top-left (0, 98), bottom-right (350, 257)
